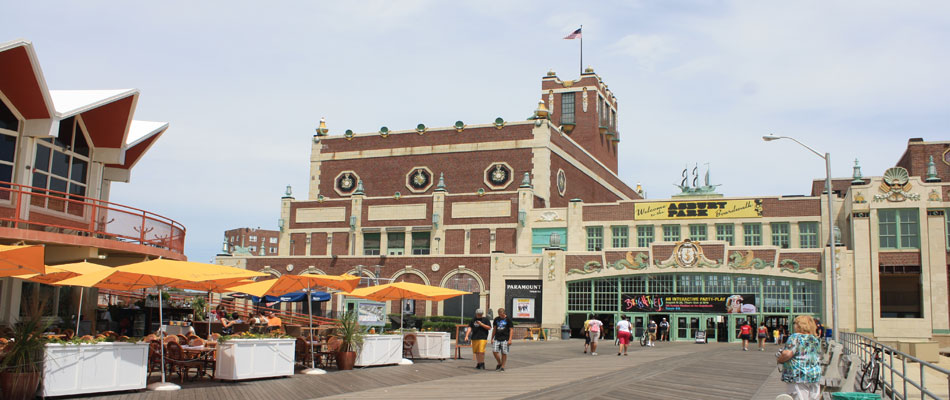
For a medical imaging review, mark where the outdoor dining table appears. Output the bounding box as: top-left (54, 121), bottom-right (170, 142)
top-left (180, 345), bottom-right (216, 379)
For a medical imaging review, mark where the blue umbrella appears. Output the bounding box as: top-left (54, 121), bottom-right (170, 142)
top-left (251, 290), bottom-right (330, 304)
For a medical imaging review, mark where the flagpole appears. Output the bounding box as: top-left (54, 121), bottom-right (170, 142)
top-left (579, 25), bottom-right (583, 75)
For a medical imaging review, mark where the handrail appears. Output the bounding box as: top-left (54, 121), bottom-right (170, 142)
top-left (0, 180), bottom-right (185, 254)
top-left (840, 332), bottom-right (950, 399)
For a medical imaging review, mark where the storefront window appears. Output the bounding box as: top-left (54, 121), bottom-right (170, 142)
top-left (586, 226), bottom-right (603, 251)
top-left (792, 280), bottom-right (819, 313)
top-left (743, 223), bottom-right (762, 246)
top-left (611, 226), bottom-right (629, 248)
top-left (636, 225), bottom-right (654, 247)
top-left (771, 223), bottom-right (790, 248)
top-left (689, 224), bottom-right (707, 241)
top-left (567, 281), bottom-right (591, 312)
top-left (662, 225), bottom-right (680, 242)
top-left (762, 278), bottom-right (790, 313)
top-left (716, 224), bottom-right (734, 245)
top-left (799, 222), bottom-right (819, 248)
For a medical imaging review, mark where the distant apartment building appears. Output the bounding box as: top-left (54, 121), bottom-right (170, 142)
top-left (225, 227), bottom-right (279, 256)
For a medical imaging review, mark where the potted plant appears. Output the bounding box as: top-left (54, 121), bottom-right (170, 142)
top-left (334, 311), bottom-right (364, 370)
top-left (0, 300), bottom-right (49, 400)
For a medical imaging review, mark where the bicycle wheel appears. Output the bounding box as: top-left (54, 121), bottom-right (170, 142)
top-left (859, 361), bottom-right (880, 393)
top-left (640, 334), bottom-right (647, 347)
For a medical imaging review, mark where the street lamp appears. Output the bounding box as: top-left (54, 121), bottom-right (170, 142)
top-left (763, 134), bottom-right (839, 342)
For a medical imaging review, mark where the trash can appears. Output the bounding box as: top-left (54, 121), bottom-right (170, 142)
top-left (830, 393), bottom-right (882, 400)
top-left (561, 324), bottom-right (571, 340)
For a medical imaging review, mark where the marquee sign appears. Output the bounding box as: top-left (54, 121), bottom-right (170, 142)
top-left (621, 294), bottom-right (757, 314)
top-left (634, 199), bottom-right (763, 220)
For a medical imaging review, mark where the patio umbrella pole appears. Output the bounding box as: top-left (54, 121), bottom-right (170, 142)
top-left (399, 297), bottom-right (412, 365)
top-left (207, 291), bottom-right (213, 340)
top-left (302, 281), bottom-right (326, 374)
top-left (75, 287), bottom-right (83, 335)
top-left (148, 285), bottom-right (180, 391)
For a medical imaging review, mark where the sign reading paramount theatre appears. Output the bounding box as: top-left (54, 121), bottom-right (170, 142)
top-left (634, 199), bottom-right (763, 220)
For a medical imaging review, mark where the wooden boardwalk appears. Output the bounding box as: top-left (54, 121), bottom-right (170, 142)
top-left (79, 340), bottom-right (788, 400)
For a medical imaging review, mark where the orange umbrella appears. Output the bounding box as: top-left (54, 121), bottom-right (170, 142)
top-left (0, 244), bottom-right (45, 277)
top-left (15, 261), bottom-right (110, 334)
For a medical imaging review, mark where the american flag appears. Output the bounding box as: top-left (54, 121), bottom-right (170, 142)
top-left (564, 28), bottom-right (582, 40)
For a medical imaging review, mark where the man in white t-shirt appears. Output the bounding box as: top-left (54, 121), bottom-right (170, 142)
top-left (587, 315), bottom-right (604, 356)
top-left (616, 315), bottom-right (633, 356)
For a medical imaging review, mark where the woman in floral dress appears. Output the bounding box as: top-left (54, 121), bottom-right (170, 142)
top-left (776, 315), bottom-right (822, 400)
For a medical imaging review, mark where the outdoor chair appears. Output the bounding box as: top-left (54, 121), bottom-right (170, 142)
top-left (403, 334), bottom-right (417, 359)
top-left (165, 341), bottom-right (206, 383)
top-left (163, 335), bottom-right (179, 344)
top-left (176, 334), bottom-right (188, 343)
top-left (294, 337), bottom-right (312, 366)
top-left (320, 336), bottom-right (342, 369)
top-left (187, 337), bottom-right (205, 347)
top-left (147, 340), bottom-right (164, 378)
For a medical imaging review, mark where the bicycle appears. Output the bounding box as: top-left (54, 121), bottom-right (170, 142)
top-left (639, 331), bottom-right (648, 347)
top-left (858, 342), bottom-right (883, 393)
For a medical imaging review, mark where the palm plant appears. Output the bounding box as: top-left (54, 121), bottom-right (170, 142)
top-left (1, 299), bottom-right (50, 373)
top-left (334, 310), bottom-right (364, 353)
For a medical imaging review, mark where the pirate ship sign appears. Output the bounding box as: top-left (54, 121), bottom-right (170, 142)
top-left (673, 163), bottom-right (722, 198)
top-left (874, 167), bottom-right (920, 202)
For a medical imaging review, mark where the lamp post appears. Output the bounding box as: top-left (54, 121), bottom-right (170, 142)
top-left (763, 134), bottom-right (838, 341)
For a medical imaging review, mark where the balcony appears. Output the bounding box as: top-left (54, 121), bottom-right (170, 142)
top-left (0, 181), bottom-right (185, 258)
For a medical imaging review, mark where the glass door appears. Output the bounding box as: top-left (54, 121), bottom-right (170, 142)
top-left (704, 316), bottom-right (717, 342)
top-left (631, 314), bottom-right (646, 338)
top-left (731, 314), bottom-right (757, 342)
top-left (675, 315), bottom-right (702, 341)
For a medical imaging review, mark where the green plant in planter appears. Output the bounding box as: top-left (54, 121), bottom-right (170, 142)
top-left (1, 299), bottom-right (51, 400)
top-left (192, 296), bottom-right (207, 321)
top-left (335, 311), bottom-right (364, 353)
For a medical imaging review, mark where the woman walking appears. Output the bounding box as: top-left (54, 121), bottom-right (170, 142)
top-left (757, 323), bottom-right (768, 351)
top-left (739, 320), bottom-right (752, 351)
top-left (615, 315), bottom-right (633, 356)
top-left (776, 315), bottom-right (822, 400)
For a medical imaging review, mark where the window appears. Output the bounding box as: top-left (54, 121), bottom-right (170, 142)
top-left (387, 232), bottom-right (405, 255)
top-left (32, 117), bottom-right (90, 211)
top-left (621, 276), bottom-right (645, 293)
top-left (879, 209), bottom-right (919, 249)
top-left (688, 224), bottom-right (707, 241)
top-left (771, 223), bottom-right (790, 248)
top-left (799, 222), bottom-right (819, 248)
top-left (0, 97), bottom-right (19, 132)
top-left (411, 231), bottom-right (430, 255)
top-left (636, 226), bottom-right (654, 247)
top-left (248, 246), bottom-right (257, 252)
top-left (561, 92), bottom-right (575, 124)
top-left (249, 235), bottom-right (257, 242)
top-left (662, 225), bottom-right (680, 242)
top-left (792, 280), bottom-right (820, 314)
top-left (879, 265), bottom-right (922, 318)
top-left (946, 211), bottom-right (950, 249)
top-left (611, 226), bottom-right (629, 248)
top-left (567, 281), bottom-right (591, 312)
top-left (677, 275), bottom-right (703, 293)
top-left (762, 278), bottom-right (789, 313)
top-left (715, 224), bottom-right (734, 245)
top-left (269, 237), bottom-right (278, 244)
top-left (649, 275), bottom-right (674, 293)
top-left (531, 228), bottom-right (567, 254)
top-left (586, 226), bottom-right (603, 251)
top-left (0, 100), bottom-right (18, 185)
top-left (743, 223), bottom-right (762, 246)
top-left (593, 279), bottom-right (617, 311)
top-left (269, 247), bottom-right (276, 254)
top-left (363, 232), bottom-right (380, 255)
top-left (705, 275), bottom-right (732, 293)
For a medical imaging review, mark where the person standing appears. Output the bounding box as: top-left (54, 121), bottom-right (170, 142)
top-left (776, 315), bottom-right (822, 400)
top-left (615, 315), bottom-right (633, 356)
top-left (659, 318), bottom-right (670, 341)
top-left (464, 309), bottom-right (491, 370)
top-left (647, 319), bottom-right (658, 347)
top-left (815, 319), bottom-right (824, 339)
top-left (490, 308), bottom-right (514, 371)
top-left (583, 316), bottom-right (592, 354)
top-left (739, 320), bottom-right (753, 351)
top-left (587, 316), bottom-right (604, 355)
top-left (757, 323), bottom-right (769, 351)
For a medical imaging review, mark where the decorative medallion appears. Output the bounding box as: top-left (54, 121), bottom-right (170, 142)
top-left (431, 263), bottom-right (440, 272)
top-left (405, 167), bottom-right (433, 193)
top-left (334, 171), bottom-right (360, 196)
top-left (483, 163), bottom-right (513, 190)
top-left (536, 211), bottom-right (561, 222)
top-left (873, 167), bottom-right (920, 202)
top-left (556, 169), bottom-right (567, 197)
top-left (853, 192), bottom-right (866, 204)
top-left (928, 189), bottom-right (941, 202)
top-left (943, 148), bottom-right (950, 166)
top-left (654, 239), bottom-right (721, 269)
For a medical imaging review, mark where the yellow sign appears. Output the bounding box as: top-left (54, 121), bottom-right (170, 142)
top-left (634, 199), bottom-right (763, 220)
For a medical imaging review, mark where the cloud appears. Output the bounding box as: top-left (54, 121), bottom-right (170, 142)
top-left (609, 34), bottom-right (676, 71)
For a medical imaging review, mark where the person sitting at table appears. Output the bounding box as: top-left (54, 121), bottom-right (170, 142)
top-left (220, 314), bottom-right (236, 335)
top-left (231, 313), bottom-right (244, 324)
top-left (213, 305), bottom-right (227, 323)
top-left (266, 312), bottom-right (282, 332)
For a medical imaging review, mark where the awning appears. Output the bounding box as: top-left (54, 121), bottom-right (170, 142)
top-left (251, 290), bottom-right (330, 304)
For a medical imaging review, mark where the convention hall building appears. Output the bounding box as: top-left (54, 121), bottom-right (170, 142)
top-left (218, 68), bottom-right (950, 346)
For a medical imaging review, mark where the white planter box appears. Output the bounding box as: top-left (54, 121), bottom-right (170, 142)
top-left (355, 334), bottom-right (403, 366)
top-left (42, 342), bottom-right (148, 397)
top-left (411, 332), bottom-right (451, 360)
top-left (214, 338), bottom-right (295, 380)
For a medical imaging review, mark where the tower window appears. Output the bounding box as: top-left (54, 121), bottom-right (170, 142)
top-left (561, 93), bottom-right (575, 125)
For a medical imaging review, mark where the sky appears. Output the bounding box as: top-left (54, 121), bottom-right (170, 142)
top-left (4, 1), bottom-right (949, 263)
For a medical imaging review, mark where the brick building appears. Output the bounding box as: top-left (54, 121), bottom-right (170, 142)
top-left (217, 67), bottom-right (950, 346)
top-left (224, 227), bottom-right (279, 256)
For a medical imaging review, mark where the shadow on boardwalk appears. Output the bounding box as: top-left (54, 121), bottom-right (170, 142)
top-left (75, 339), bottom-right (785, 400)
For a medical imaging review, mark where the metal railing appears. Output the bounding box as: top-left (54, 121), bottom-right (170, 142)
top-left (0, 181), bottom-right (185, 254)
top-left (840, 332), bottom-right (950, 399)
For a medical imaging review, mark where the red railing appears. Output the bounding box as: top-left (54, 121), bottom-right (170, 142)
top-left (0, 181), bottom-right (185, 254)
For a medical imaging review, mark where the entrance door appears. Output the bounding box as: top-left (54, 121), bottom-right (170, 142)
top-left (704, 316), bottom-right (717, 342)
top-left (731, 315), bottom-right (757, 342)
top-left (675, 315), bottom-right (702, 341)
top-left (762, 315), bottom-right (788, 343)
